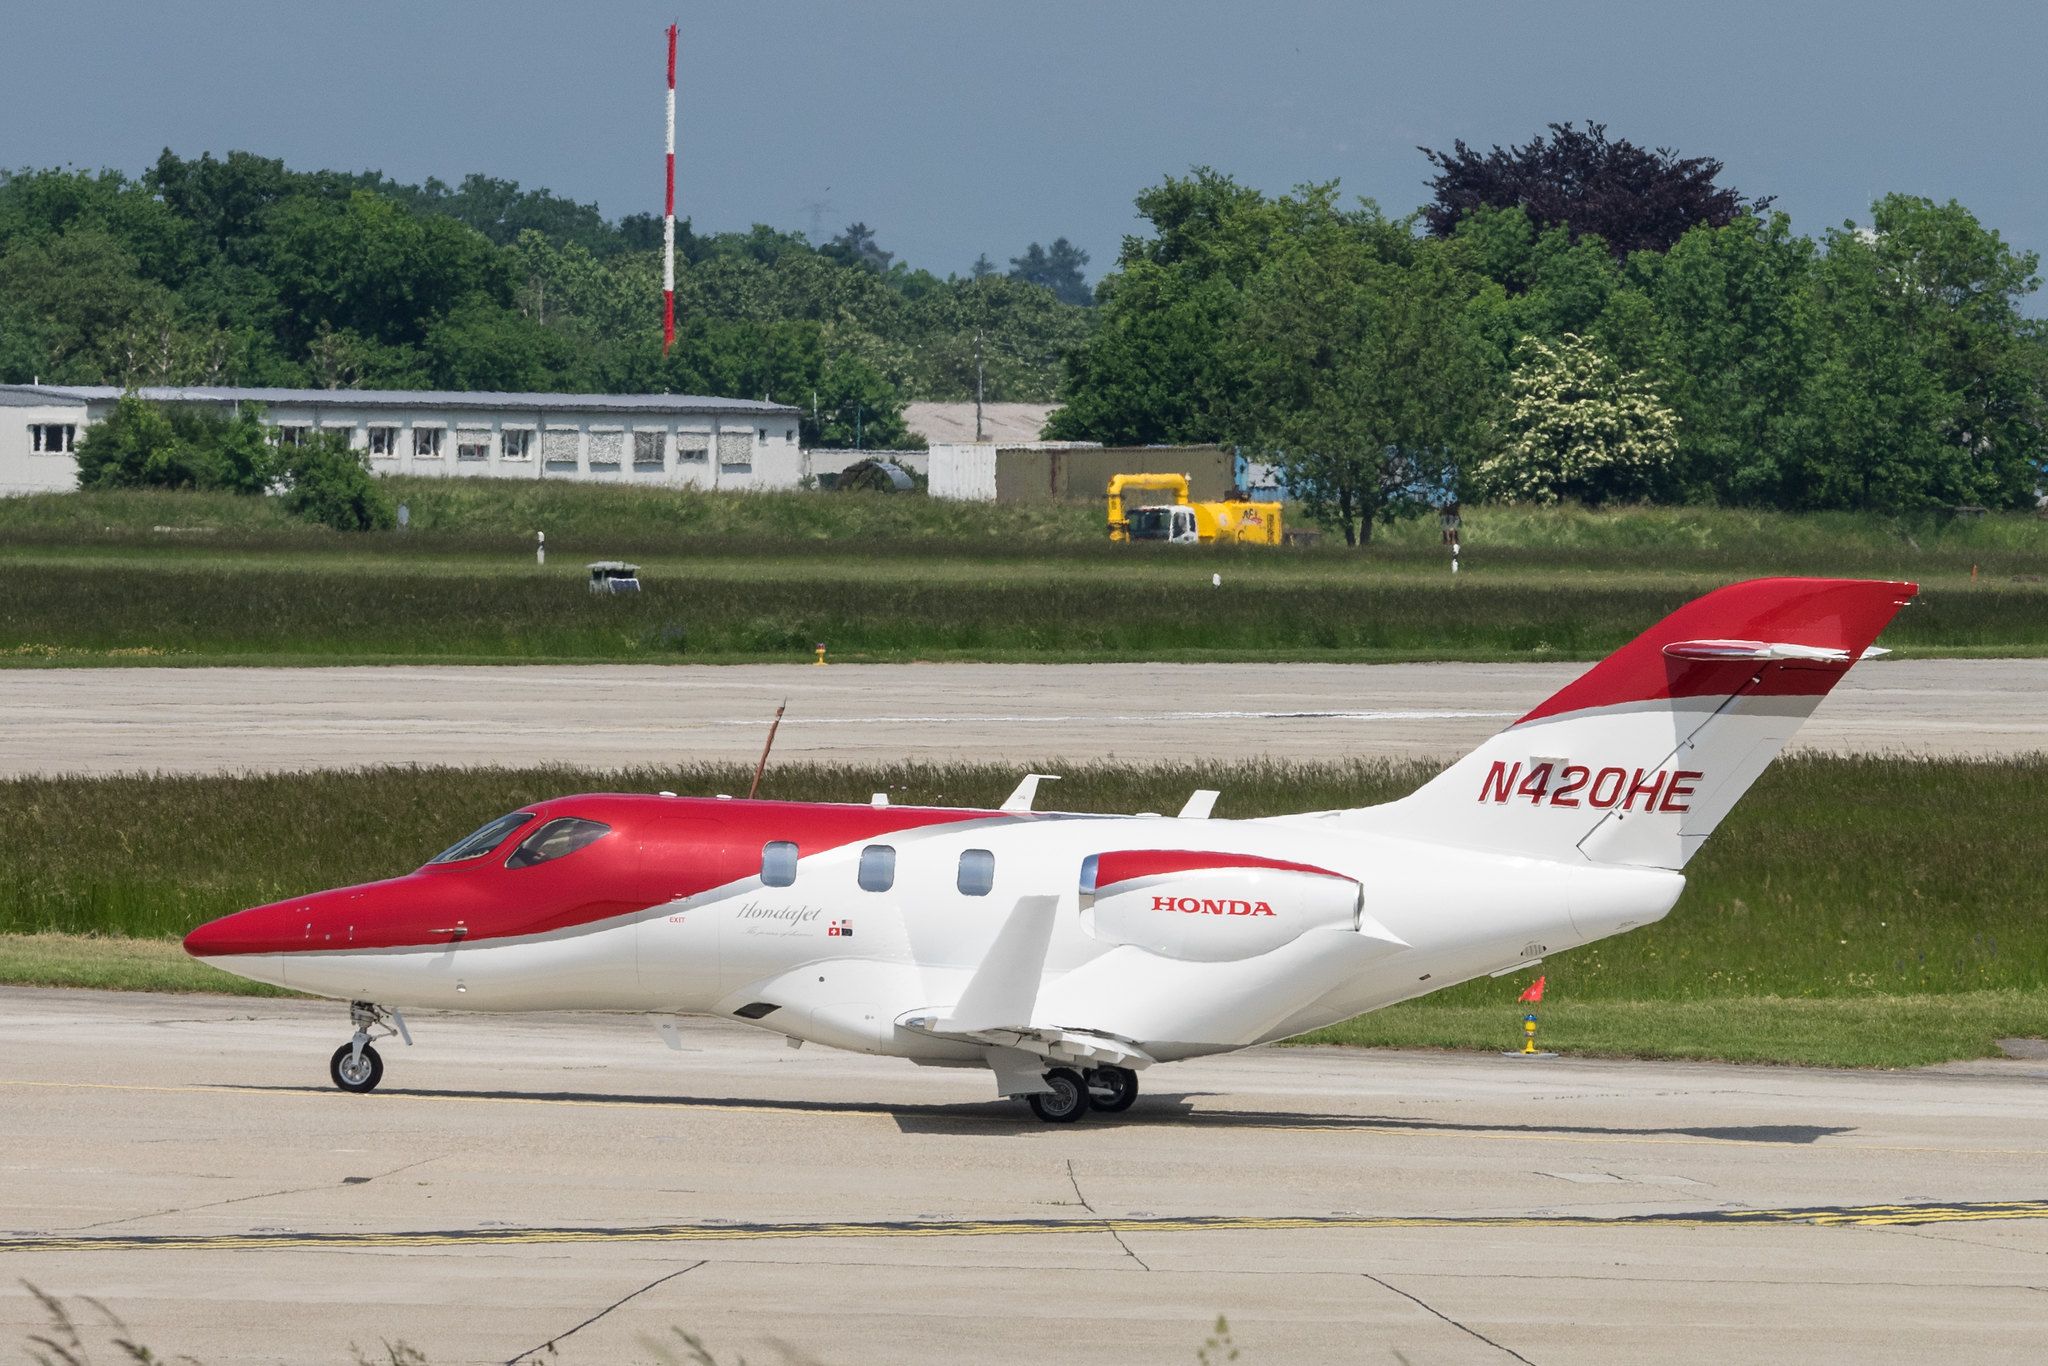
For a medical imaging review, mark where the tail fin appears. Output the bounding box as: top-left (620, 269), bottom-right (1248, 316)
top-left (1367, 578), bottom-right (1917, 870)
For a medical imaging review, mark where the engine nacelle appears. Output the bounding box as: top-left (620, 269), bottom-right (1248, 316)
top-left (1078, 850), bottom-right (1362, 962)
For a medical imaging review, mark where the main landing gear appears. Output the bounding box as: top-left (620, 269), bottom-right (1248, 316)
top-left (330, 1001), bottom-right (408, 1094)
top-left (1025, 1065), bottom-right (1139, 1123)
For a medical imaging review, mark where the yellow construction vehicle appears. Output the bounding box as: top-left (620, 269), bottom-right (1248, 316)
top-left (1106, 472), bottom-right (1283, 545)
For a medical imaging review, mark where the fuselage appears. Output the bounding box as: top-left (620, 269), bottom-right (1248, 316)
top-left (184, 792), bottom-right (1684, 1064)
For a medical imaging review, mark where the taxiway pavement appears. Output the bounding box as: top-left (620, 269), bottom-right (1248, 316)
top-left (3, 987), bottom-right (2046, 1364)
top-left (4, 657), bottom-right (2044, 776)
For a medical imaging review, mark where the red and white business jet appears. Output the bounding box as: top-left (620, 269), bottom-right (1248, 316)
top-left (185, 578), bottom-right (1913, 1121)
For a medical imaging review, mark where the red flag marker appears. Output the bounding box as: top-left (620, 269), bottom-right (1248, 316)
top-left (1518, 975), bottom-right (1546, 1004)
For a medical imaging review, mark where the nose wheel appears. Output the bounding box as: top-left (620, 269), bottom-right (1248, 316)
top-left (330, 1042), bottom-right (383, 1092)
top-left (329, 1000), bottom-right (408, 1093)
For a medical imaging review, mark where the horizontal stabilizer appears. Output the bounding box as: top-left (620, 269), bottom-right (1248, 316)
top-left (1663, 639), bottom-right (1855, 662)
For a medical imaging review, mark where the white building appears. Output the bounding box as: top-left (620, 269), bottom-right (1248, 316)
top-left (0, 385), bottom-right (821, 496)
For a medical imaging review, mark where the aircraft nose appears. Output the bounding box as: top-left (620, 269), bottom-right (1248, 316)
top-left (183, 897), bottom-right (313, 958)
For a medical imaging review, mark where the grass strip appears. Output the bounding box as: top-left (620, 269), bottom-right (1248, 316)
top-left (1302, 991), bottom-right (2048, 1068)
top-left (0, 933), bottom-right (295, 996)
top-left (8, 936), bottom-right (2041, 1068)
top-left (3, 756), bottom-right (2044, 1067)
top-left (5, 483), bottom-right (2047, 572)
top-left (3, 561), bottom-right (2044, 664)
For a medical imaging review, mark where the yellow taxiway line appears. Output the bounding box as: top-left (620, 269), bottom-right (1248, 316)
top-left (7, 1201), bottom-right (2048, 1255)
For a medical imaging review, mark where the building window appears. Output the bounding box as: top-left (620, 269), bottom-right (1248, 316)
top-left (786, 427), bottom-right (797, 444)
top-left (456, 430), bottom-right (491, 462)
top-left (321, 425), bottom-right (357, 446)
top-left (676, 436), bottom-right (709, 463)
top-left (367, 426), bottom-right (399, 458)
top-left (633, 431), bottom-right (665, 472)
top-left (857, 844), bottom-right (896, 893)
top-left (274, 425), bottom-right (309, 447)
top-left (413, 428), bottom-right (444, 458)
top-left (588, 430), bottom-right (623, 472)
top-left (957, 849), bottom-right (995, 897)
top-left (716, 430), bottom-right (752, 469)
top-left (542, 428), bottom-right (579, 472)
top-left (501, 429), bottom-right (533, 461)
top-left (28, 424), bottom-right (77, 454)
top-left (757, 427), bottom-right (767, 441)
top-left (761, 841), bottom-right (798, 888)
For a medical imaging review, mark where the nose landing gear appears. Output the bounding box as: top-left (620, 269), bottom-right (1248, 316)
top-left (330, 1001), bottom-right (408, 1094)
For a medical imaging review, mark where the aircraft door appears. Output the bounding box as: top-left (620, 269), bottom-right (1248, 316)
top-left (634, 817), bottom-right (737, 1007)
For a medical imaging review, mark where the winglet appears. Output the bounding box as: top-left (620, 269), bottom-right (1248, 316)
top-left (935, 894), bottom-right (1058, 1032)
top-left (1177, 789), bottom-right (1220, 819)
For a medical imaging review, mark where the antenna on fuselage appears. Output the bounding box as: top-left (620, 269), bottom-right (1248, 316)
top-left (747, 699), bottom-right (788, 800)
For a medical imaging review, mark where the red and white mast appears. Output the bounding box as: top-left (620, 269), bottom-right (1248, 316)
top-left (662, 21), bottom-right (678, 356)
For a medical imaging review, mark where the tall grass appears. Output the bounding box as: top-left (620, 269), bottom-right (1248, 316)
top-left (2, 482), bottom-right (2044, 573)
top-left (3, 562), bottom-right (2042, 662)
top-left (5, 756), bottom-right (2044, 1003)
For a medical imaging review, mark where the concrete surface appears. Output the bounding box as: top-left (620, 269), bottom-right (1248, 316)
top-left (3, 987), bottom-right (2047, 1365)
top-left (4, 658), bottom-right (2044, 777)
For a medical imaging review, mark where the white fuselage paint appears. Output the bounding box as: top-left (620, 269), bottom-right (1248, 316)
top-left (196, 811), bottom-right (1683, 1067)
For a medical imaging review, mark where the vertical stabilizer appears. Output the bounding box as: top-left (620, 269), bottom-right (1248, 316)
top-left (1363, 578), bottom-right (1916, 870)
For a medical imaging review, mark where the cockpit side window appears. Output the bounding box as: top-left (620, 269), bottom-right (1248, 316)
top-left (427, 811), bottom-right (537, 865)
top-left (505, 817), bottom-right (612, 870)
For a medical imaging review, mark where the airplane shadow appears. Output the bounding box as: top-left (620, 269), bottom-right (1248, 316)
top-left (226, 1082), bottom-right (1850, 1145)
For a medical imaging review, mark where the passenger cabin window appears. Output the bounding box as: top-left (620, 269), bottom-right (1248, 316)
top-left (428, 811), bottom-right (535, 865)
top-left (506, 817), bottom-right (611, 869)
top-left (761, 840), bottom-right (799, 887)
top-left (957, 848), bottom-right (995, 897)
top-left (857, 844), bottom-right (896, 892)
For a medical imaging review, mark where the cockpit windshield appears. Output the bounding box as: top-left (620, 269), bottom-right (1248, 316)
top-left (427, 811), bottom-right (537, 865)
top-left (506, 817), bottom-right (612, 870)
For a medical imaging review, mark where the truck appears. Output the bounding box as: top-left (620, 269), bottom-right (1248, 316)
top-left (1106, 472), bottom-right (1283, 546)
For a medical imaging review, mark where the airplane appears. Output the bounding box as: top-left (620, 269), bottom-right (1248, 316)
top-left (183, 577), bottom-right (1914, 1122)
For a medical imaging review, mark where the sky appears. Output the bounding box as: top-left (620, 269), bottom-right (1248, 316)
top-left (7, 1), bottom-right (2047, 289)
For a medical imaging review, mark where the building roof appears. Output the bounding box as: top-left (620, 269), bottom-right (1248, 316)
top-left (0, 384), bottom-right (799, 417)
top-left (0, 387), bottom-right (87, 408)
top-left (903, 401), bottom-right (1056, 446)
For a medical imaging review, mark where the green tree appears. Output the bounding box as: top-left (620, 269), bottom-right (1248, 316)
top-left (1477, 334), bottom-right (1678, 504)
top-left (72, 393), bottom-right (215, 489)
top-left (823, 222), bottom-right (893, 275)
top-left (1800, 196), bottom-right (2043, 511)
top-left (1231, 195), bottom-right (1499, 544)
top-left (1047, 169), bottom-right (1294, 444)
top-left (212, 405), bottom-right (278, 495)
top-left (1008, 238), bottom-right (1093, 306)
top-left (1633, 213), bottom-right (1817, 502)
top-left (422, 300), bottom-right (575, 391)
top-left (253, 191), bottom-right (511, 348)
top-left (278, 431), bottom-right (396, 530)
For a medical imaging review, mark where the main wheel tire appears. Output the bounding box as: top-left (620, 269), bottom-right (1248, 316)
top-left (329, 1041), bottom-right (383, 1093)
top-left (1026, 1067), bottom-right (1089, 1123)
top-left (1087, 1065), bottom-right (1139, 1113)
